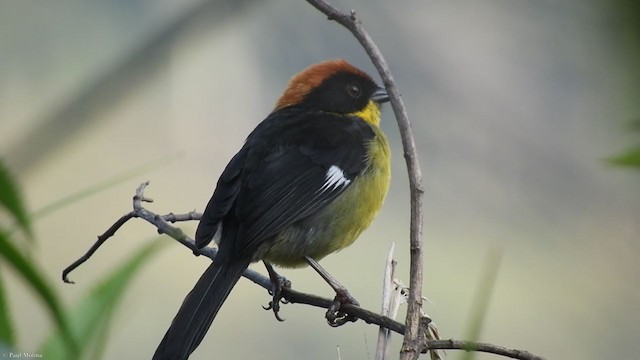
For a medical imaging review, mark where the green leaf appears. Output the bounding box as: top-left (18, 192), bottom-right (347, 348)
top-left (0, 160), bottom-right (32, 238)
top-left (40, 238), bottom-right (165, 359)
top-left (0, 267), bottom-right (15, 347)
top-left (0, 230), bottom-right (78, 356)
top-left (607, 147), bottom-right (640, 168)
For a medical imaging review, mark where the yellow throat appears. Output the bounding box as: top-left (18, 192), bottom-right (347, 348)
top-left (349, 100), bottom-right (382, 127)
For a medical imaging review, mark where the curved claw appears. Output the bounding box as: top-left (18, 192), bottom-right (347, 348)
top-left (262, 264), bottom-right (292, 322)
top-left (325, 292), bottom-right (359, 327)
top-left (272, 304), bottom-right (286, 322)
top-left (263, 301), bottom-right (286, 321)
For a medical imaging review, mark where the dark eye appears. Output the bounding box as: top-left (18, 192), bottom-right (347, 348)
top-left (346, 83), bottom-right (362, 99)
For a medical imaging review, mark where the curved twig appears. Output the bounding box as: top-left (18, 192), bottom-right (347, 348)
top-left (305, 0), bottom-right (425, 358)
top-left (305, 2), bottom-right (546, 360)
top-left (62, 212), bottom-right (135, 283)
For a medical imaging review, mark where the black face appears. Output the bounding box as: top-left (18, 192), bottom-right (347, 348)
top-left (302, 71), bottom-right (379, 114)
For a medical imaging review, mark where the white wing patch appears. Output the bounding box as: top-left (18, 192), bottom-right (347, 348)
top-left (320, 165), bottom-right (351, 192)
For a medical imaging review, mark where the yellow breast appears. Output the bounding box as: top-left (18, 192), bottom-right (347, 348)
top-left (263, 101), bottom-right (391, 267)
top-left (325, 124), bottom-right (390, 252)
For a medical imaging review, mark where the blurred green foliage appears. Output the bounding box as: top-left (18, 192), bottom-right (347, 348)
top-left (460, 249), bottom-right (502, 360)
top-left (609, 148), bottom-right (640, 168)
top-left (0, 162), bottom-right (32, 239)
top-left (608, 119), bottom-right (640, 169)
top-left (607, 0), bottom-right (640, 170)
top-left (0, 158), bottom-right (164, 359)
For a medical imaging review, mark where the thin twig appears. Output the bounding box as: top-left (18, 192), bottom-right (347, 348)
top-left (61, 185), bottom-right (205, 284)
top-left (424, 340), bottom-right (544, 360)
top-left (305, 1), bottom-right (425, 359)
top-left (62, 211), bottom-right (135, 283)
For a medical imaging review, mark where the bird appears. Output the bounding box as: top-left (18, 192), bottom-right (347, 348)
top-left (153, 59), bottom-right (391, 360)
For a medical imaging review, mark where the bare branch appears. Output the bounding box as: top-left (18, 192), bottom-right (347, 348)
top-left (305, 1), bottom-right (425, 358)
top-left (63, 182), bottom-right (407, 333)
top-left (62, 211), bottom-right (135, 283)
top-left (63, 183), bottom-right (544, 360)
top-left (62, 183), bottom-right (204, 283)
top-left (424, 340), bottom-right (544, 360)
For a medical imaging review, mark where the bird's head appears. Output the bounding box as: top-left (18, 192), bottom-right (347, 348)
top-left (275, 59), bottom-right (389, 126)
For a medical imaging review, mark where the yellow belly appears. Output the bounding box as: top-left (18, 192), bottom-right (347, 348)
top-left (263, 126), bottom-right (391, 267)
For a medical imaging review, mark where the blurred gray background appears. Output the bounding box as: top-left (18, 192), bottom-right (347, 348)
top-left (1, 0), bottom-right (639, 359)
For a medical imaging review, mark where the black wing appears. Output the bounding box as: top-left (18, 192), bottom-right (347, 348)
top-left (196, 109), bottom-right (375, 256)
top-left (195, 149), bottom-right (247, 248)
top-left (233, 110), bottom-right (374, 256)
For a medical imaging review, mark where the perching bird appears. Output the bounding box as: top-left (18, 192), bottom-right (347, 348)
top-left (153, 59), bottom-right (391, 360)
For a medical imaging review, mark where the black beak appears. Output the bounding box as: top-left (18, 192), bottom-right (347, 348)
top-left (371, 87), bottom-right (390, 103)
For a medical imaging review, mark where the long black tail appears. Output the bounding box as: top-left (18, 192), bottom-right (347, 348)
top-left (153, 257), bottom-right (250, 360)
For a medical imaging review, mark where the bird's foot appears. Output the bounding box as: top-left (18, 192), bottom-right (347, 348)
top-left (325, 289), bottom-right (359, 327)
top-left (262, 264), bottom-right (291, 321)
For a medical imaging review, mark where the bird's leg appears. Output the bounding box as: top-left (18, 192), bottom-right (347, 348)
top-left (262, 261), bottom-right (291, 321)
top-left (304, 256), bottom-right (359, 327)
